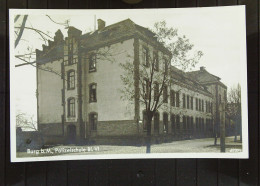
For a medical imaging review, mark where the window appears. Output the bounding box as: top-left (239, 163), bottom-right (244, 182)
top-left (89, 113), bottom-right (97, 131)
top-left (183, 93), bottom-right (186, 108)
top-left (196, 98), bottom-right (198, 110)
top-left (187, 95), bottom-right (190, 109)
top-left (153, 52), bottom-right (159, 71)
top-left (183, 116), bottom-right (186, 130)
top-left (68, 39), bottom-right (73, 65)
top-left (187, 116), bottom-right (190, 129)
top-left (89, 54), bottom-right (96, 72)
top-left (144, 78), bottom-right (149, 99)
top-left (176, 92), bottom-right (180, 107)
top-left (163, 85), bottom-right (168, 103)
top-left (199, 99), bottom-right (201, 111)
top-left (154, 112), bottom-right (159, 134)
top-left (196, 117), bottom-right (199, 129)
top-left (171, 114), bottom-right (175, 133)
top-left (154, 82), bottom-right (159, 101)
top-left (164, 58), bottom-right (168, 74)
top-left (191, 117), bottom-right (194, 131)
top-left (191, 97), bottom-right (193, 110)
top-left (67, 98), bottom-right (75, 117)
top-left (176, 115), bottom-right (180, 130)
top-left (67, 70), bottom-right (75, 89)
top-left (143, 111), bottom-right (148, 131)
top-left (89, 83), bottom-right (97, 102)
top-left (219, 94), bottom-right (222, 104)
top-left (201, 118), bottom-right (205, 131)
top-left (163, 113), bottom-right (168, 133)
top-left (202, 100), bottom-right (204, 112)
top-left (170, 90), bottom-right (175, 106)
top-left (142, 47), bottom-right (149, 66)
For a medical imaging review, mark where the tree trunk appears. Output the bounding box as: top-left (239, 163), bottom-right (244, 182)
top-left (234, 117), bottom-right (238, 142)
top-left (146, 117), bottom-right (152, 153)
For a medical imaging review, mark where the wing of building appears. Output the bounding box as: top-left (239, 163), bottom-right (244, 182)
top-left (35, 18), bottom-right (228, 145)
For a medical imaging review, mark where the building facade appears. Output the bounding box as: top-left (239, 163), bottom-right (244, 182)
top-left (36, 19), bottom-right (226, 144)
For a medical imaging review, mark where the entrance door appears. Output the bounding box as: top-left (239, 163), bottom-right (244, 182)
top-left (67, 124), bottom-right (76, 144)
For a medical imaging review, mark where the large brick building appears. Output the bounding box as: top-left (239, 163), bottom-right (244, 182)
top-left (36, 19), bottom-right (227, 144)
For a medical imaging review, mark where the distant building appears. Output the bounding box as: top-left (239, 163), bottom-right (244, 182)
top-left (36, 19), bottom-right (226, 144)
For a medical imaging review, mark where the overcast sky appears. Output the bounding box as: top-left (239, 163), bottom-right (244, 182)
top-left (11, 6), bottom-right (247, 118)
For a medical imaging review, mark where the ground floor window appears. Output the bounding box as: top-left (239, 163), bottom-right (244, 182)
top-left (171, 114), bottom-right (175, 133)
top-left (154, 112), bottom-right (159, 134)
top-left (176, 115), bottom-right (180, 130)
top-left (163, 113), bottom-right (168, 133)
top-left (67, 97), bottom-right (75, 117)
top-left (143, 111), bottom-right (147, 131)
top-left (183, 115), bottom-right (186, 130)
top-left (89, 113), bottom-right (97, 131)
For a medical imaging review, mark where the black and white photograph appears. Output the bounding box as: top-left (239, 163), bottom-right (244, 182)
top-left (10, 6), bottom-right (248, 162)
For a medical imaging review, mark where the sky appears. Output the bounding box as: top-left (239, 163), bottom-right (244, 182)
top-left (11, 6), bottom-right (247, 119)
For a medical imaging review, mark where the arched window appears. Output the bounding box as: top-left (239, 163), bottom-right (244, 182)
top-left (67, 97), bottom-right (75, 117)
top-left (89, 83), bottom-right (97, 102)
top-left (67, 70), bottom-right (75, 89)
top-left (89, 113), bottom-right (97, 131)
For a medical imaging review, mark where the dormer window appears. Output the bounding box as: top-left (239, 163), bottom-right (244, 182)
top-left (89, 54), bottom-right (96, 72)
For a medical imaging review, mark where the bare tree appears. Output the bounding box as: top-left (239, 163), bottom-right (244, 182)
top-left (227, 83), bottom-right (241, 141)
top-left (16, 112), bottom-right (37, 131)
top-left (120, 21), bottom-right (203, 153)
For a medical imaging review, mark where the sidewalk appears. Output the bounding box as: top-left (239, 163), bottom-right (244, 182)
top-left (17, 136), bottom-right (242, 158)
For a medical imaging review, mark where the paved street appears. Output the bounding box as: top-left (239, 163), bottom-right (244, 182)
top-left (17, 136), bottom-right (242, 158)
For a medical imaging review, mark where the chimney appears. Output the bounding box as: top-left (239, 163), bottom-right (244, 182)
top-left (97, 19), bottom-right (106, 30)
top-left (200, 66), bottom-right (205, 71)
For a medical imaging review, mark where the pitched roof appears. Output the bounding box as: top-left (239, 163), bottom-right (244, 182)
top-left (170, 66), bottom-right (212, 96)
top-left (80, 19), bottom-right (170, 54)
top-left (187, 67), bottom-right (227, 88)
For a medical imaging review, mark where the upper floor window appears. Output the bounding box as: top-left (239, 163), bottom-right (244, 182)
top-left (196, 98), bottom-right (198, 110)
top-left (191, 97), bottom-right (193, 110)
top-left (67, 70), bottom-right (75, 90)
top-left (144, 78), bottom-right (149, 99)
top-left (170, 90), bottom-right (175, 107)
top-left (89, 113), bottom-right (97, 131)
top-left (202, 100), bottom-right (204, 112)
top-left (67, 97), bottom-right (75, 117)
top-left (154, 82), bottom-right (159, 101)
top-left (183, 93), bottom-right (186, 108)
top-left (68, 39), bottom-right (73, 65)
top-left (142, 47), bottom-right (149, 67)
top-left (89, 83), bottom-right (97, 102)
top-left (187, 95), bottom-right (190, 109)
top-left (176, 92), bottom-right (180, 107)
top-left (89, 54), bottom-right (96, 72)
top-left (164, 58), bottom-right (168, 75)
top-left (153, 52), bottom-right (159, 71)
top-left (163, 85), bottom-right (168, 103)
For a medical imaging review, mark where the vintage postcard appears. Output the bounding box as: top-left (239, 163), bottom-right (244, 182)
top-left (10, 6), bottom-right (248, 162)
